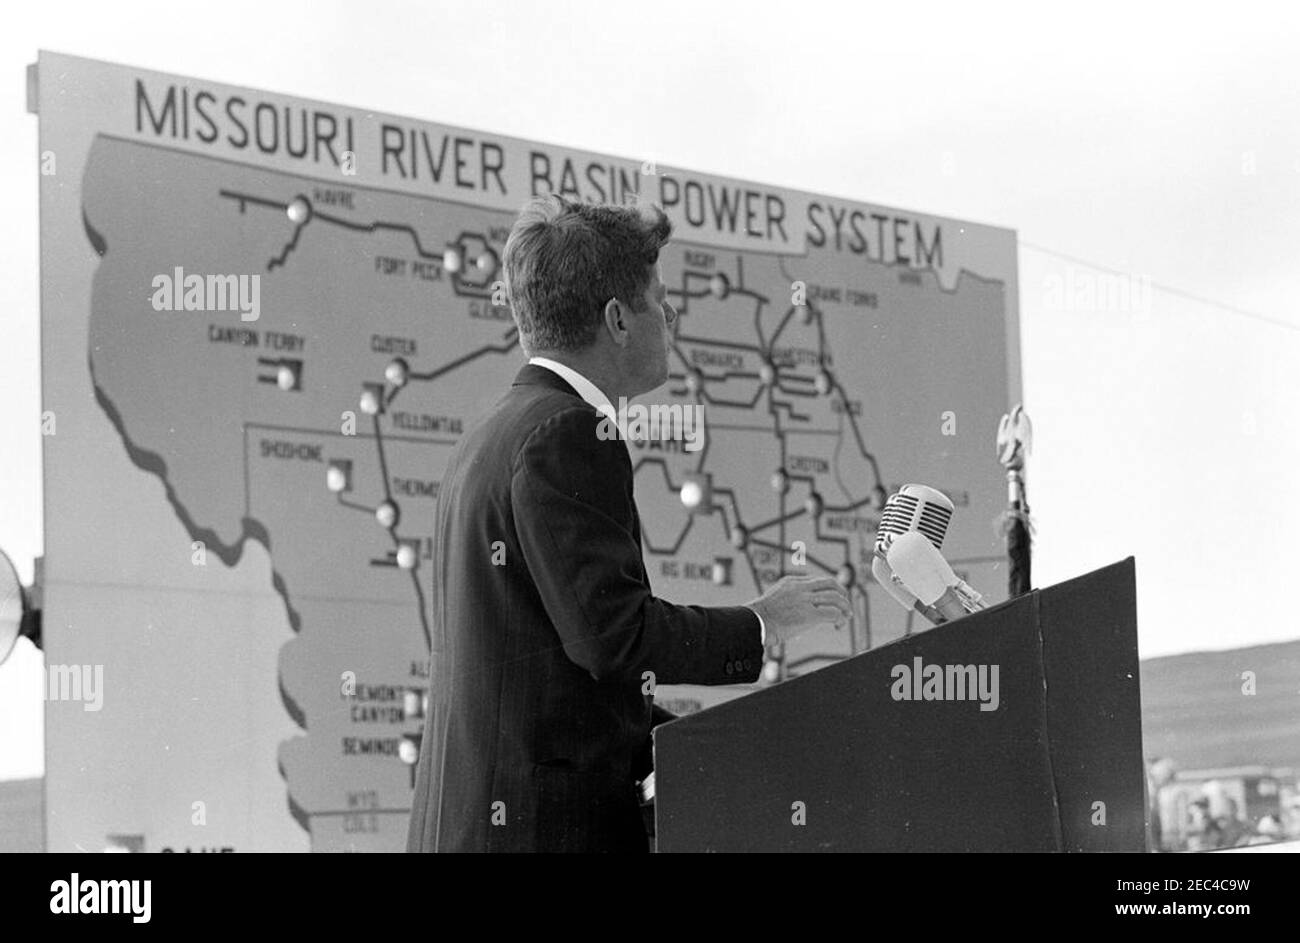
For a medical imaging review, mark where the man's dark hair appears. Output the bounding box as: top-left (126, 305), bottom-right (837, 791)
top-left (503, 195), bottom-right (672, 354)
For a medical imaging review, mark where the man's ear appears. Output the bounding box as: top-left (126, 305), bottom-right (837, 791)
top-left (603, 298), bottom-right (631, 347)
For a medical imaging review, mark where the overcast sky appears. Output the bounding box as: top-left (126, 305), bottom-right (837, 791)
top-left (2, 0), bottom-right (1298, 779)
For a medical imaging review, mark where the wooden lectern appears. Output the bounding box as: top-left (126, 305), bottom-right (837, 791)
top-left (654, 558), bottom-right (1144, 852)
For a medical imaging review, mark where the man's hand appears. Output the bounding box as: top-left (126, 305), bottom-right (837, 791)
top-left (747, 575), bottom-right (853, 645)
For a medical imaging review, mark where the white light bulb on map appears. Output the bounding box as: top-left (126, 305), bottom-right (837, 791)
top-left (376, 501), bottom-right (399, 529)
top-left (815, 369), bottom-right (832, 395)
top-left (709, 273), bottom-right (729, 299)
top-left (685, 370), bottom-right (702, 394)
top-left (680, 480), bottom-right (703, 509)
top-left (759, 360), bottom-right (775, 385)
top-left (276, 365), bottom-right (297, 391)
top-left (402, 689), bottom-right (424, 719)
top-left (837, 564), bottom-right (856, 589)
top-left (385, 358), bottom-right (409, 387)
top-left (443, 248), bottom-right (462, 273)
top-left (730, 525), bottom-right (748, 550)
top-left (395, 543), bottom-right (417, 570)
top-left (805, 492), bottom-right (823, 518)
top-left (286, 196), bottom-right (311, 225)
top-left (359, 389), bottom-right (380, 415)
top-left (770, 469), bottom-right (789, 494)
top-left (326, 465), bottom-right (348, 493)
top-left (398, 736), bottom-right (420, 766)
top-left (475, 253), bottom-right (495, 273)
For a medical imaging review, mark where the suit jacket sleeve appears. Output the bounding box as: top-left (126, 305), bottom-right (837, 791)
top-left (511, 404), bottom-right (763, 686)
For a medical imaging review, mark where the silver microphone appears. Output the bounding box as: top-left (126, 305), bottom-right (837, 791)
top-left (873, 485), bottom-right (959, 624)
top-left (875, 484), bottom-right (955, 553)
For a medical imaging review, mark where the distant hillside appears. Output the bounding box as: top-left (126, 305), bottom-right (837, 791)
top-left (1141, 638), bottom-right (1300, 772)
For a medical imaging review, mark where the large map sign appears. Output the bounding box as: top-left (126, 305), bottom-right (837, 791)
top-left (35, 52), bottom-right (1020, 852)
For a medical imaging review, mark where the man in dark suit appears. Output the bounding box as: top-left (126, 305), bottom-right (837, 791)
top-left (406, 195), bottom-right (852, 853)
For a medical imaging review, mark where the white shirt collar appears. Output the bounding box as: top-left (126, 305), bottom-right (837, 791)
top-left (528, 357), bottom-right (617, 422)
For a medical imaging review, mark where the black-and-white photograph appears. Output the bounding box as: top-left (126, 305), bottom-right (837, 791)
top-left (0, 0), bottom-right (1296, 905)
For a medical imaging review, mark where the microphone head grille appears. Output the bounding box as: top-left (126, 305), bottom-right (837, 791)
top-left (875, 492), bottom-right (908, 552)
top-left (874, 484), bottom-right (955, 551)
